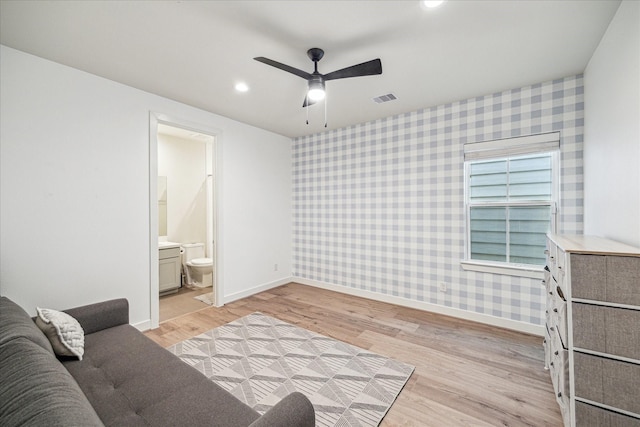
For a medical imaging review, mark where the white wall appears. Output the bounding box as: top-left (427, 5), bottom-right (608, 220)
top-left (584, 0), bottom-right (640, 247)
top-left (0, 45), bottom-right (293, 325)
top-left (157, 134), bottom-right (207, 246)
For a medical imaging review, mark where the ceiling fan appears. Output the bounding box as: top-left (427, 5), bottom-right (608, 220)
top-left (254, 48), bottom-right (382, 108)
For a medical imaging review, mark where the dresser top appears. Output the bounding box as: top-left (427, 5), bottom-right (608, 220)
top-left (548, 234), bottom-right (640, 257)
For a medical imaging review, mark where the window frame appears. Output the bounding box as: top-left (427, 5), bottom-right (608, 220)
top-left (461, 149), bottom-right (560, 279)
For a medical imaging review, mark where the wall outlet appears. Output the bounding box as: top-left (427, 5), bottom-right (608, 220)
top-left (274, 263), bottom-right (278, 272)
top-left (438, 282), bottom-right (447, 293)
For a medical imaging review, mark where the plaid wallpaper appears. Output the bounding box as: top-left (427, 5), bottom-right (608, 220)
top-left (292, 75), bottom-right (584, 325)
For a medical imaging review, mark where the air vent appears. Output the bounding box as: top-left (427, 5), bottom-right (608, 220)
top-left (373, 93), bottom-right (397, 104)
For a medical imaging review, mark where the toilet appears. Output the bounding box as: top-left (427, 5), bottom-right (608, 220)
top-left (180, 243), bottom-right (213, 288)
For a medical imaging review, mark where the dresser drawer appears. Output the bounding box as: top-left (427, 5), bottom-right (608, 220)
top-left (574, 352), bottom-right (640, 416)
top-left (606, 256), bottom-right (640, 306)
top-left (543, 326), bottom-right (551, 370)
top-left (546, 283), bottom-right (568, 349)
top-left (549, 328), bottom-right (570, 408)
top-left (573, 303), bottom-right (640, 360)
top-left (556, 249), bottom-right (568, 296)
top-left (547, 240), bottom-right (559, 279)
top-left (571, 254), bottom-right (640, 306)
top-left (575, 401), bottom-right (640, 427)
top-left (571, 254), bottom-right (606, 300)
top-left (542, 266), bottom-right (552, 294)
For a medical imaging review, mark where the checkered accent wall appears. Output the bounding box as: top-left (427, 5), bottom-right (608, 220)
top-left (292, 75), bottom-right (584, 325)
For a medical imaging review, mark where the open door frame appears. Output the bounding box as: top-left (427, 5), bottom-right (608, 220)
top-left (148, 112), bottom-right (223, 329)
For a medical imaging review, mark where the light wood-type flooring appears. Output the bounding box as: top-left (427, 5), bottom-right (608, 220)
top-left (145, 282), bottom-right (562, 426)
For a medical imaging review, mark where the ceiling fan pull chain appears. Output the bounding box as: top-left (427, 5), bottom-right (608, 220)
top-left (324, 94), bottom-right (328, 128)
top-left (306, 96), bottom-right (309, 125)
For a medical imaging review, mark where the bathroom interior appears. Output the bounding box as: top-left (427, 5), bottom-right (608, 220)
top-left (157, 124), bottom-right (216, 322)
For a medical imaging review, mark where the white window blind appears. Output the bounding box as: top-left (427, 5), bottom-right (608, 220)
top-left (464, 134), bottom-right (559, 268)
top-left (464, 132), bottom-right (560, 161)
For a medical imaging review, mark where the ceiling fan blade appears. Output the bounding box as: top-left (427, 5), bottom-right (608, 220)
top-left (253, 57), bottom-right (312, 80)
top-left (323, 58), bottom-right (382, 81)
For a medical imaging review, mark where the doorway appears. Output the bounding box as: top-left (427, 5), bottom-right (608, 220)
top-left (149, 113), bottom-right (221, 329)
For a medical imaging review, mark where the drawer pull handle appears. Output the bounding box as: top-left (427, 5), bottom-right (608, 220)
top-left (557, 392), bottom-right (562, 398)
top-left (554, 351), bottom-right (559, 356)
top-left (553, 308), bottom-right (558, 313)
top-left (550, 361), bottom-right (554, 367)
top-left (545, 266), bottom-right (550, 272)
top-left (550, 327), bottom-right (555, 332)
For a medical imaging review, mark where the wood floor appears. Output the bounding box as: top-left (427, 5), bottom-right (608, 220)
top-left (145, 282), bottom-right (562, 426)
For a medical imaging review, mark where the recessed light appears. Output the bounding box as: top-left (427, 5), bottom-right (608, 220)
top-left (422, 0), bottom-right (445, 8)
top-left (235, 82), bottom-right (249, 92)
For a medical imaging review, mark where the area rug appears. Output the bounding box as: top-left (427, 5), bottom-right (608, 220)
top-left (167, 312), bottom-right (414, 426)
top-left (193, 292), bottom-right (214, 306)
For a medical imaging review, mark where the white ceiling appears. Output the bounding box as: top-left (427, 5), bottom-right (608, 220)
top-left (0, 0), bottom-right (620, 138)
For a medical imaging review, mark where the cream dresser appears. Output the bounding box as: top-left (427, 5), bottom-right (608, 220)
top-left (544, 234), bottom-right (640, 427)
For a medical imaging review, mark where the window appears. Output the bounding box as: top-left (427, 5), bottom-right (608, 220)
top-left (463, 133), bottom-right (559, 274)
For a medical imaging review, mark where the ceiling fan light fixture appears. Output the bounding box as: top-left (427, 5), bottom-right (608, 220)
top-left (307, 80), bottom-right (325, 102)
top-left (422, 0), bottom-right (445, 8)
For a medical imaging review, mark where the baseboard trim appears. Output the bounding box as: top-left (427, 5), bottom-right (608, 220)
top-left (293, 277), bottom-right (544, 336)
top-left (223, 277), bottom-right (293, 305)
top-left (133, 320), bottom-right (151, 332)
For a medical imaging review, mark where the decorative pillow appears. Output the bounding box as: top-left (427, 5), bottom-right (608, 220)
top-left (35, 307), bottom-right (85, 360)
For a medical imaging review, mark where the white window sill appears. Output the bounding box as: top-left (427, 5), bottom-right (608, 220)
top-left (460, 260), bottom-right (544, 279)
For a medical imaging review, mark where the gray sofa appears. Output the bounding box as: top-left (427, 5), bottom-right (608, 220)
top-left (0, 296), bottom-right (315, 427)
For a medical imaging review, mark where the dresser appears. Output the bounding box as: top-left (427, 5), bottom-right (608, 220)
top-left (544, 234), bottom-right (640, 427)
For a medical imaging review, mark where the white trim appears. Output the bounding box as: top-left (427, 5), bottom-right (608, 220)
top-left (222, 277), bottom-right (293, 305)
top-left (133, 320), bottom-right (151, 332)
top-left (149, 111), bottom-right (224, 329)
top-left (463, 131), bottom-right (560, 160)
top-left (460, 260), bottom-right (544, 279)
top-left (573, 398), bottom-right (640, 420)
top-left (294, 277), bottom-right (545, 336)
top-left (573, 347), bottom-right (640, 365)
top-left (572, 298), bottom-right (640, 311)
top-left (148, 113), bottom-right (160, 330)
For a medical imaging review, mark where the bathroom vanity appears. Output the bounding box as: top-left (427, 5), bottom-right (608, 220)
top-left (159, 242), bottom-right (181, 295)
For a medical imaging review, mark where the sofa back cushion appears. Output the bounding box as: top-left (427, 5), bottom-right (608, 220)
top-left (0, 296), bottom-right (53, 354)
top-left (0, 336), bottom-right (104, 427)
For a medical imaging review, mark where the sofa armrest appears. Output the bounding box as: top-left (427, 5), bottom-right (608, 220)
top-left (63, 299), bottom-right (129, 335)
top-left (248, 392), bottom-right (315, 427)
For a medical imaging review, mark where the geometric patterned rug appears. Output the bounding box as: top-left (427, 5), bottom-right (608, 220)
top-left (167, 312), bottom-right (414, 426)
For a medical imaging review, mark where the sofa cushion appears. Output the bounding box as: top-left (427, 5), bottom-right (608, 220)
top-left (0, 336), bottom-right (103, 427)
top-left (0, 296), bottom-right (53, 354)
top-left (36, 307), bottom-right (85, 360)
top-left (63, 324), bottom-right (261, 427)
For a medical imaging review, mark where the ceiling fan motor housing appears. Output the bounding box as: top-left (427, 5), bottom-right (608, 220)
top-left (307, 48), bottom-right (325, 63)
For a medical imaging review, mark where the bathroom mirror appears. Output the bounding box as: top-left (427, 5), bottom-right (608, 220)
top-left (158, 176), bottom-right (167, 236)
